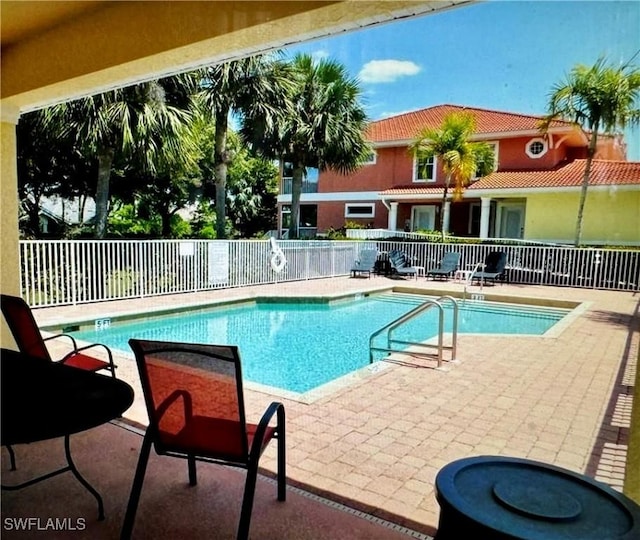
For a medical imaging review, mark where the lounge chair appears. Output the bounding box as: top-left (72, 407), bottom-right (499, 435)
top-left (121, 339), bottom-right (286, 540)
top-left (350, 249), bottom-right (378, 278)
top-left (426, 252), bottom-right (461, 281)
top-left (471, 251), bottom-right (508, 285)
top-left (388, 249), bottom-right (418, 278)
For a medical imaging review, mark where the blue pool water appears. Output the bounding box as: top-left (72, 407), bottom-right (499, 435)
top-left (70, 294), bottom-right (570, 394)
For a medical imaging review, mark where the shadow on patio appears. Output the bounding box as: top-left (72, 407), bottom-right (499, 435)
top-left (1, 420), bottom-right (432, 540)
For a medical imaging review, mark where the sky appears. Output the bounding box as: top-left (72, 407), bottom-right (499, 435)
top-left (284, 0), bottom-right (640, 160)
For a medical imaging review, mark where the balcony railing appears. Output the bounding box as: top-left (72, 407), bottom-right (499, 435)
top-left (19, 238), bottom-right (639, 307)
top-left (280, 178), bottom-right (318, 194)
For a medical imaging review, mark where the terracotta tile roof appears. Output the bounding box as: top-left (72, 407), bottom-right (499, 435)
top-left (379, 160), bottom-right (640, 195)
top-left (470, 159), bottom-right (640, 189)
top-left (366, 104), bottom-right (572, 143)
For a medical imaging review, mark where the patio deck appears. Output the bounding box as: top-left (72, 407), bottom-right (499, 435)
top-left (2, 277), bottom-right (638, 538)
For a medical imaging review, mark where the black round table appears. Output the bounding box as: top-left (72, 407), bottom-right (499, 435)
top-left (435, 455), bottom-right (640, 540)
top-left (1, 348), bottom-right (134, 519)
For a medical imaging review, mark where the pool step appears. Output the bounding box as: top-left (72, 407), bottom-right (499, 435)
top-left (374, 293), bottom-right (431, 306)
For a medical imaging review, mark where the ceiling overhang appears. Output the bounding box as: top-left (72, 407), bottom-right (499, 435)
top-left (1, 1), bottom-right (473, 115)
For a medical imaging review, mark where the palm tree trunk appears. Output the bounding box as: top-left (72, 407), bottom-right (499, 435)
top-left (289, 163), bottom-right (304, 239)
top-left (94, 148), bottom-right (114, 239)
top-left (574, 131), bottom-right (598, 246)
top-left (439, 173), bottom-right (451, 240)
top-left (213, 109), bottom-right (230, 239)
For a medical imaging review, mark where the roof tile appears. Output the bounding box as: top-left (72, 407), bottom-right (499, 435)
top-left (379, 160), bottom-right (640, 195)
top-left (367, 104), bottom-right (571, 142)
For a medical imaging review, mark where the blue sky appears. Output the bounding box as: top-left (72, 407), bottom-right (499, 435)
top-left (285, 0), bottom-right (640, 160)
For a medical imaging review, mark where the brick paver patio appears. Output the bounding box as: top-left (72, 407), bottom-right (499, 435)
top-left (33, 277), bottom-right (638, 536)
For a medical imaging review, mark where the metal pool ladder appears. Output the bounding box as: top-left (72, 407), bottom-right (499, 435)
top-left (369, 295), bottom-right (459, 369)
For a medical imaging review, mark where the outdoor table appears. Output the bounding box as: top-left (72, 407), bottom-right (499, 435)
top-left (1, 348), bottom-right (134, 520)
top-left (435, 455), bottom-right (640, 540)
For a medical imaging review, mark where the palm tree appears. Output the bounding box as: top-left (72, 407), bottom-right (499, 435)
top-left (410, 112), bottom-right (495, 238)
top-left (197, 54), bottom-right (292, 239)
top-left (42, 81), bottom-right (190, 238)
top-left (243, 53), bottom-right (370, 239)
top-left (541, 57), bottom-right (640, 246)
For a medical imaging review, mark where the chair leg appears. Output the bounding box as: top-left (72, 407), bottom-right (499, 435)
top-left (188, 454), bottom-right (197, 486)
top-left (237, 463), bottom-right (259, 540)
top-left (120, 431), bottom-right (153, 540)
top-left (6, 445), bottom-right (17, 471)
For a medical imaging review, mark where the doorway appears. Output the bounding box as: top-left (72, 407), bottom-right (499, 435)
top-left (497, 202), bottom-right (525, 239)
top-left (411, 205), bottom-right (436, 231)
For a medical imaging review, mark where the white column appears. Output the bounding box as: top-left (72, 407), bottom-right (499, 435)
top-left (480, 197), bottom-right (491, 239)
top-left (388, 202), bottom-right (398, 230)
top-left (443, 201), bottom-right (451, 233)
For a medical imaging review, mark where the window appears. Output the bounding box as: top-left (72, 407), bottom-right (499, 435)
top-left (363, 151), bottom-right (377, 165)
top-left (413, 152), bottom-right (436, 182)
top-left (345, 203), bottom-right (375, 218)
top-left (281, 204), bottom-right (317, 229)
top-left (525, 138), bottom-right (548, 158)
top-left (473, 142), bottom-right (498, 179)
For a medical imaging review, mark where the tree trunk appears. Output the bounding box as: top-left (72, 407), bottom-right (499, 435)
top-left (289, 163), bottom-right (304, 239)
top-left (439, 173), bottom-right (452, 240)
top-left (574, 131), bottom-right (598, 247)
top-left (161, 207), bottom-right (173, 237)
top-left (94, 148), bottom-right (114, 239)
top-left (213, 109), bottom-right (230, 239)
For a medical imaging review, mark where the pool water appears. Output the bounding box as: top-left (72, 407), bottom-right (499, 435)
top-left (70, 294), bottom-right (570, 394)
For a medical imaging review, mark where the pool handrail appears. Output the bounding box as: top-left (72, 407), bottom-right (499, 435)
top-left (369, 295), bottom-right (459, 368)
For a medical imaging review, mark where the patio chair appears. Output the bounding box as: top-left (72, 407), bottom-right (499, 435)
top-left (0, 294), bottom-right (116, 377)
top-left (350, 249), bottom-right (379, 278)
top-left (121, 339), bottom-right (286, 540)
top-left (426, 252), bottom-right (461, 281)
top-left (471, 251), bottom-right (508, 285)
top-left (1, 293), bottom-right (117, 472)
top-left (388, 249), bottom-right (418, 278)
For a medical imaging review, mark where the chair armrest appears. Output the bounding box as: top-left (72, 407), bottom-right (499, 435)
top-left (156, 390), bottom-right (193, 423)
top-left (60, 342), bottom-right (116, 371)
top-left (44, 332), bottom-right (79, 351)
top-left (249, 401), bottom-right (285, 460)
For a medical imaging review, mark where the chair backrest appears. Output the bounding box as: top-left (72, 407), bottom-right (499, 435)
top-left (358, 249), bottom-right (378, 268)
top-left (0, 294), bottom-right (52, 361)
top-left (440, 252), bottom-right (461, 271)
top-left (128, 339), bottom-right (249, 459)
top-left (484, 251), bottom-right (507, 273)
top-left (388, 250), bottom-right (408, 269)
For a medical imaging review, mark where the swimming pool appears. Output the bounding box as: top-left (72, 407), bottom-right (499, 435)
top-left (69, 293), bottom-right (572, 396)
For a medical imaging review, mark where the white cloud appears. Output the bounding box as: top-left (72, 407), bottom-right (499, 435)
top-left (378, 109), bottom-right (416, 119)
top-left (358, 59), bottom-right (421, 83)
top-left (311, 49), bottom-right (330, 62)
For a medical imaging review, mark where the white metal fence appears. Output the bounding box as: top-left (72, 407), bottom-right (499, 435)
top-left (19, 239), bottom-right (639, 307)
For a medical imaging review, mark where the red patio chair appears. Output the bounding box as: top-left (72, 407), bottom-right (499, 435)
top-left (0, 294), bottom-right (116, 377)
top-left (1, 293), bottom-right (116, 471)
top-left (121, 339), bottom-right (286, 540)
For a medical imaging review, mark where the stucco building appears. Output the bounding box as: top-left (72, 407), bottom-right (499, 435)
top-left (278, 104), bottom-right (640, 245)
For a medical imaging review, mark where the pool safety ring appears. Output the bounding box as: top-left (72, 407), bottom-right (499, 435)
top-left (269, 237), bottom-right (287, 273)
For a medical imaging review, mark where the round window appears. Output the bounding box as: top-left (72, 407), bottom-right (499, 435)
top-left (530, 141), bottom-right (544, 155)
top-left (526, 138), bottom-right (547, 158)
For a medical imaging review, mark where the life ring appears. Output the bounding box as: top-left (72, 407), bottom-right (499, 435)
top-left (270, 250), bottom-right (287, 273)
top-left (269, 237), bottom-right (287, 273)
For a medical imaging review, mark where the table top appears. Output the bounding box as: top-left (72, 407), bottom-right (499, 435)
top-left (1, 348), bottom-right (134, 445)
top-left (436, 455), bottom-right (640, 540)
